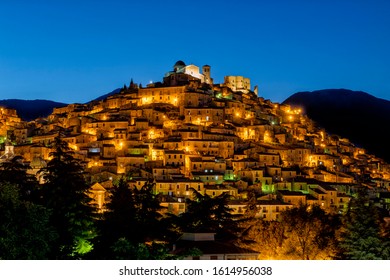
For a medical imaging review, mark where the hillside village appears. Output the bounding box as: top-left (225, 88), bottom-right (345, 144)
top-left (1, 60), bottom-right (390, 220)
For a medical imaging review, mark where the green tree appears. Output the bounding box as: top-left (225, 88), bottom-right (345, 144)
top-left (39, 135), bottom-right (96, 259)
top-left (339, 188), bottom-right (389, 259)
top-left (178, 190), bottom-right (238, 240)
top-left (134, 181), bottom-right (164, 240)
top-left (94, 179), bottom-right (170, 259)
top-left (110, 237), bottom-right (175, 260)
top-left (94, 177), bottom-right (137, 257)
top-left (0, 156), bottom-right (38, 201)
top-left (238, 204), bottom-right (340, 260)
top-left (0, 182), bottom-right (57, 259)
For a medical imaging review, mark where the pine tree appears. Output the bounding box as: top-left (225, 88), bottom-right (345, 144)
top-left (133, 181), bottom-right (164, 241)
top-left (95, 179), bottom-right (168, 259)
top-left (178, 190), bottom-right (238, 239)
top-left (339, 188), bottom-right (389, 259)
top-left (98, 178), bottom-right (137, 251)
top-left (0, 156), bottom-right (38, 201)
top-left (39, 135), bottom-right (96, 259)
top-left (0, 182), bottom-right (57, 259)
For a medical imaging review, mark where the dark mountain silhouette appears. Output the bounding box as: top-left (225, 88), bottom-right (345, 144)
top-left (0, 88), bottom-right (122, 121)
top-left (0, 99), bottom-right (67, 121)
top-left (283, 89), bottom-right (390, 162)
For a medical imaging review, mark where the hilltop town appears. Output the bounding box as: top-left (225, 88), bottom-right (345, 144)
top-left (1, 60), bottom-right (390, 219)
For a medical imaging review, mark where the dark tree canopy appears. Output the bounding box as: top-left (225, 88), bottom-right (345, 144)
top-left (93, 179), bottom-right (170, 259)
top-left (339, 189), bottom-right (390, 260)
top-left (0, 156), bottom-right (38, 201)
top-left (0, 182), bottom-right (57, 259)
top-left (39, 135), bottom-right (96, 259)
top-left (177, 190), bottom-right (238, 240)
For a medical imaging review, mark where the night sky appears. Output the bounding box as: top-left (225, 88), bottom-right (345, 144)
top-left (1, 0), bottom-right (389, 104)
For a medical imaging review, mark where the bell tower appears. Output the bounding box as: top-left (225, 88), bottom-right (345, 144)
top-left (202, 65), bottom-right (212, 84)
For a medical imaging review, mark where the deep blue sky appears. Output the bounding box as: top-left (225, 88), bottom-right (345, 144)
top-left (1, 0), bottom-right (389, 104)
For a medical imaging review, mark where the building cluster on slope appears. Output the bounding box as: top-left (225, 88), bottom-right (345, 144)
top-left (1, 60), bottom-right (390, 219)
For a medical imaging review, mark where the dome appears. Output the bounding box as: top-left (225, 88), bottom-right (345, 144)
top-left (173, 60), bottom-right (186, 71)
top-left (174, 60), bottom-right (186, 68)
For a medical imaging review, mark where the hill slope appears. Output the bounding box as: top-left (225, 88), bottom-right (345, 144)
top-left (0, 99), bottom-right (67, 121)
top-left (0, 87), bottom-right (122, 121)
top-left (283, 89), bottom-right (390, 162)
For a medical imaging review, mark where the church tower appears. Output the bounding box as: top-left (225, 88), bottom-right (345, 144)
top-left (202, 65), bottom-right (212, 85)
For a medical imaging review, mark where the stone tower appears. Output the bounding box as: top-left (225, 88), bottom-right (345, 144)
top-left (202, 65), bottom-right (212, 84)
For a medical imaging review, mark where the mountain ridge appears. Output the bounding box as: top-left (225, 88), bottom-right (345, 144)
top-left (283, 88), bottom-right (390, 162)
top-left (0, 87), bottom-right (123, 121)
top-left (0, 99), bottom-right (68, 121)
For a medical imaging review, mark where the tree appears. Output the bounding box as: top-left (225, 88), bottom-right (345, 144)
top-left (0, 156), bottom-right (38, 201)
top-left (0, 182), bottom-right (57, 259)
top-left (94, 177), bottom-right (137, 257)
top-left (110, 237), bottom-right (175, 260)
top-left (133, 181), bottom-right (164, 241)
top-left (338, 188), bottom-right (389, 259)
top-left (280, 204), bottom-right (340, 260)
top-left (178, 190), bottom-right (238, 240)
top-left (238, 219), bottom-right (285, 260)
top-left (94, 178), bottom-right (170, 259)
top-left (39, 135), bottom-right (96, 259)
top-left (238, 204), bottom-right (341, 260)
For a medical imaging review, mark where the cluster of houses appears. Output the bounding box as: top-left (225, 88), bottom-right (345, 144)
top-left (2, 60), bottom-right (390, 221)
